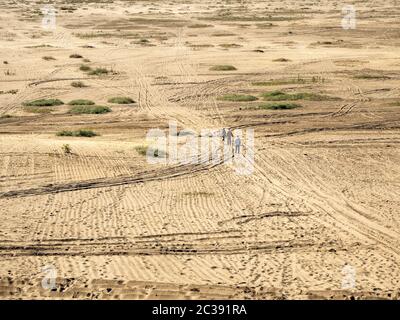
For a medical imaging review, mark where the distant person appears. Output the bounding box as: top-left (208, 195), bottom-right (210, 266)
top-left (234, 135), bottom-right (241, 154)
top-left (226, 129), bottom-right (233, 146)
top-left (221, 128), bottom-right (226, 142)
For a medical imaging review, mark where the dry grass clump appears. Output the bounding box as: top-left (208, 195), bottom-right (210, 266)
top-left (68, 99), bottom-right (95, 106)
top-left (71, 81), bottom-right (87, 88)
top-left (261, 91), bottom-right (339, 101)
top-left (217, 94), bottom-right (258, 102)
top-left (209, 65), bottom-right (237, 71)
top-left (68, 105), bottom-right (111, 114)
top-left (57, 129), bottom-right (98, 137)
top-left (23, 99), bottom-right (64, 107)
top-left (108, 97), bottom-right (135, 104)
top-left (70, 53), bottom-right (83, 58)
top-left (258, 103), bottom-right (301, 110)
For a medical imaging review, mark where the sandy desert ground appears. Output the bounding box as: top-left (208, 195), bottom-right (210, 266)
top-left (0, 0), bottom-right (399, 299)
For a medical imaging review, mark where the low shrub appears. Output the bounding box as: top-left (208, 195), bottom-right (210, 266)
top-left (68, 99), bottom-right (95, 105)
top-left (23, 106), bottom-right (53, 114)
top-left (57, 129), bottom-right (98, 137)
top-left (258, 103), bottom-right (301, 110)
top-left (209, 65), bottom-right (237, 71)
top-left (70, 53), bottom-right (83, 58)
top-left (79, 64), bottom-right (91, 72)
top-left (261, 91), bottom-right (338, 101)
top-left (107, 97), bottom-right (135, 104)
top-left (217, 94), bottom-right (258, 102)
top-left (23, 99), bottom-right (64, 107)
top-left (88, 68), bottom-right (109, 75)
top-left (71, 81), bottom-right (87, 88)
top-left (68, 105), bottom-right (111, 114)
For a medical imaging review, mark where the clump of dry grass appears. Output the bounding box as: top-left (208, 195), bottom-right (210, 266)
top-left (23, 99), bottom-right (64, 107)
top-left (108, 97), bottom-right (135, 104)
top-left (70, 53), bottom-right (83, 59)
top-left (71, 81), bottom-right (87, 88)
top-left (217, 94), bottom-right (258, 102)
top-left (209, 65), bottom-right (237, 71)
top-left (42, 56), bottom-right (56, 61)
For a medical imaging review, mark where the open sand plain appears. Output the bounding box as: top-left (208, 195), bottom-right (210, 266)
top-left (0, 0), bottom-right (399, 299)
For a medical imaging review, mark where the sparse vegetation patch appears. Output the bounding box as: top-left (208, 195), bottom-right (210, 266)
top-left (23, 107), bottom-right (54, 114)
top-left (218, 94), bottom-right (258, 102)
top-left (68, 99), bottom-right (95, 106)
top-left (210, 65), bottom-right (237, 71)
top-left (261, 91), bottom-right (339, 101)
top-left (57, 129), bottom-right (98, 137)
top-left (71, 81), bottom-right (87, 88)
top-left (108, 97), bottom-right (135, 104)
top-left (88, 68), bottom-right (109, 75)
top-left (69, 105), bottom-right (111, 114)
top-left (23, 99), bottom-right (64, 107)
top-left (258, 103), bottom-right (301, 110)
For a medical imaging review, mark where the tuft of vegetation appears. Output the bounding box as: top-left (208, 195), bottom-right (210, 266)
top-left (258, 103), bottom-right (301, 110)
top-left (57, 129), bottom-right (98, 137)
top-left (217, 94), bottom-right (258, 102)
top-left (135, 145), bottom-right (148, 156)
top-left (79, 64), bottom-right (91, 72)
top-left (209, 65), bottom-right (237, 71)
top-left (188, 23), bottom-right (213, 28)
top-left (62, 144), bottom-right (72, 154)
top-left (273, 58), bottom-right (291, 62)
top-left (23, 99), bottom-right (64, 107)
top-left (71, 81), bottom-right (87, 88)
top-left (68, 99), bottom-right (95, 106)
top-left (23, 106), bottom-right (53, 114)
top-left (183, 191), bottom-right (214, 196)
top-left (70, 53), bottom-right (83, 58)
top-left (42, 56), bottom-right (56, 61)
top-left (261, 91), bottom-right (339, 101)
top-left (0, 89), bottom-right (18, 95)
top-left (135, 145), bottom-right (165, 158)
top-left (107, 97), bottom-right (135, 104)
top-left (68, 105), bottom-right (111, 114)
top-left (252, 76), bottom-right (325, 86)
top-left (354, 74), bottom-right (391, 80)
top-left (219, 43), bottom-right (242, 48)
top-left (88, 68), bottom-right (109, 75)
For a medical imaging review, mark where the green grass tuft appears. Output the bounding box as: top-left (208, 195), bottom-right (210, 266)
top-left (71, 81), bottom-right (87, 88)
top-left (108, 97), bottom-right (135, 104)
top-left (217, 94), bottom-right (258, 102)
top-left (57, 129), bottom-right (98, 137)
top-left (261, 91), bottom-right (338, 101)
top-left (69, 105), bottom-right (111, 114)
top-left (88, 68), bottom-right (109, 75)
top-left (79, 64), bottom-right (91, 72)
top-left (68, 99), bottom-right (95, 106)
top-left (209, 65), bottom-right (237, 71)
top-left (70, 53), bottom-right (83, 58)
top-left (258, 103), bottom-right (301, 110)
top-left (135, 145), bottom-right (165, 158)
top-left (23, 99), bottom-right (64, 107)
top-left (23, 107), bottom-right (54, 114)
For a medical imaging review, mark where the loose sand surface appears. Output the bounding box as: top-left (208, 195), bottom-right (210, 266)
top-left (0, 0), bottom-right (399, 299)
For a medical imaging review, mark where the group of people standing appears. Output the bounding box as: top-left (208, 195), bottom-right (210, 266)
top-left (221, 128), bottom-right (241, 154)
